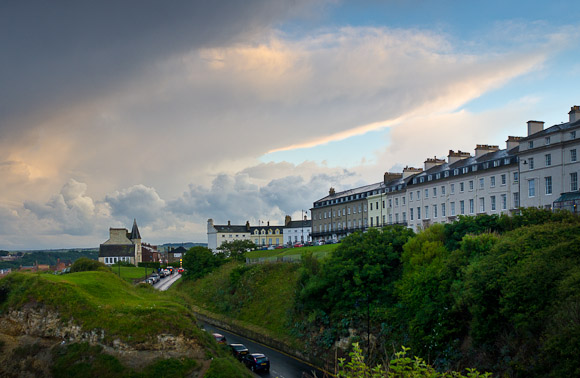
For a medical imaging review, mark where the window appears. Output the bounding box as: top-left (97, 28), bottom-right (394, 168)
top-left (494, 160), bottom-right (500, 167)
top-left (571, 172), bottom-right (578, 191)
top-left (469, 199), bottom-right (474, 214)
top-left (460, 182), bottom-right (464, 192)
top-left (410, 208), bottom-right (414, 221)
top-left (460, 200), bottom-right (465, 215)
top-left (389, 214), bottom-right (392, 223)
top-left (454, 168), bottom-right (459, 175)
top-left (370, 217), bottom-right (373, 227)
top-left (514, 172), bottom-right (519, 182)
top-left (463, 167), bottom-right (469, 174)
top-left (501, 174), bottom-right (506, 185)
top-left (382, 201), bottom-right (385, 209)
top-left (403, 212), bottom-right (407, 222)
top-left (545, 176), bottom-right (552, 195)
top-left (376, 216), bottom-right (379, 226)
top-left (469, 180), bottom-right (474, 190)
top-left (501, 194), bottom-right (507, 210)
top-left (514, 192), bottom-right (520, 208)
top-left (491, 195), bottom-right (496, 211)
top-left (425, 206), bottom-right (429, 219)
top-left (450, 202), bottom-right (456, 216)
top-left (479, 197), bottom-right (485, 213)
top-left (424, 189), bottom-right (428, 198)
top-left (410, 192), bottom-right (413, 201)
top-left (545, 154), bottom-right (552, 167)
top-left (545, 136), bottom-right (551, 145)
top-left (434, 204), bottom-right (438, 218)
top-left (571, 131), bottom-right (577, 139)
top-left (441, 203), bottom-right (446, 217)
top-left (571, 149), bottom-right (577, 162)
top-left (417, 190), bottom-right (420, 199)
top-left (528, 179), bottom-right (536, 197)
top-left (370, 203), bottom-right (373, 211)
top-left (417, 207), bottom-right (421, 220)
top-left (479, 178), bottom-right (484, 189)
top-left (441, 186), bottom-right (446, 195)
top-left (450, 184), bottom-right (455, 194)
top-left (348, 207), bottom-right (351, 215)
top-left (364, 204), bottom-right (367, 212)
top-left (433, 187), bottom-right (437, 196)
top-left (402, 197), bottom-right (406, 205)
top-left (528, 141), bottom-right (534, 149)
top-left (529, 157), bottom-right (534, 169)
top-left (376, 201), bottom-right (379, 210)
top-left (490, 176), bottom-right (496, 187)
top-left (324, 212), bottom-right (327, 219)
top-left (389, 198), bottom-right (392, 208)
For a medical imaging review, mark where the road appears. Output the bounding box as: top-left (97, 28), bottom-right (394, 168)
top-left (152, 273), bottom-right (330, 377)
top-left (154, 271), bottom-right (181, 291)
top-left (202, 322), bottom-right (329, 378)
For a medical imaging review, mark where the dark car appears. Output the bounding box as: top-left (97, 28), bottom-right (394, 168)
top-left (242, 353), bottom-right (270, 372)
top-left (229, 343), bottom-right (249, 360)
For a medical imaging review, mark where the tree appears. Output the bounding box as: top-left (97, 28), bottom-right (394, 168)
top-left (217, 240), bottom-right (257, 262)
top-left (182, 246), bottom-right (225, 280)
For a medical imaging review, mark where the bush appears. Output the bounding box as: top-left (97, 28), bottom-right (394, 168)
top-left (70, 257), bottom-right (108, 273)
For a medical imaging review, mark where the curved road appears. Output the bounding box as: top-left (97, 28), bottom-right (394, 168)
top-left (152, 272), bottom-right (329, 377)
top-left (202, 322), bottom-right (327, 378)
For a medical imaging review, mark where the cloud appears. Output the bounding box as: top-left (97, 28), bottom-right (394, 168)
top-left (105, 185), bottom-right (166, 226)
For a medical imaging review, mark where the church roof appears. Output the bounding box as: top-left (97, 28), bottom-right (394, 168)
top-left (99, 244), bottom-right (135, 258)
top-left (130, 219), bottom-right (141, 240)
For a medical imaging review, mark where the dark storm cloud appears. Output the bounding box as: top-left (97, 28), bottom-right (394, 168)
top-left (0, 0), bottom-right (314, 134)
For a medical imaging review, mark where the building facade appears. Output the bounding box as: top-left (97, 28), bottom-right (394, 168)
top-left (207, 219), bottom-right (251, 251)
top-left (283, 215), bottom-right (312, 245)
top-left (98, 219), bottom-right (142, 266)
top-left (311, 105), bottom-right (580, 234)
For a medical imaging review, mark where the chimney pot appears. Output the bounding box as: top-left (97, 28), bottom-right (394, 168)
top-left (570, 105), bottom-right (580, 123)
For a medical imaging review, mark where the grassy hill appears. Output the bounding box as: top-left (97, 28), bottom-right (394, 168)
top-left (0, 269), bottom-right (252, 377)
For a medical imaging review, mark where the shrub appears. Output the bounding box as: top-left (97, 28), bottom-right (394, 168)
top-left (69, 257), bottom-right (108, 273)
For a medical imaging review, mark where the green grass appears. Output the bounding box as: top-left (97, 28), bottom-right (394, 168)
top-left (0, 271), bottom-right (203, 345)
top-left (245, 244), bottom-right (337, 259)
top-left (109, 265), bottom-right (157, 283)
top-left (176, 261), bottom-right (302, 346)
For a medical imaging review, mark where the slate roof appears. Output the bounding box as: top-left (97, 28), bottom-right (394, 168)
top-left (99, 244), bottom-right (135, 258)
top-left (314, 182), bottom-right (384, 204)
top-left (213, 224), bottom-right (251, 233)
top-left (520, 118), bottom-right (580, 140)
top-left (286, 220), bottom-right (312, 228)
top-left (130, 219), bottom-right (141, 239)
top-left (554, 191), bottom-right (580, 203)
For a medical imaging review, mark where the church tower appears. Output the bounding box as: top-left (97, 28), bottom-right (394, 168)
top-left (130, 219), bottom-right (142, 264)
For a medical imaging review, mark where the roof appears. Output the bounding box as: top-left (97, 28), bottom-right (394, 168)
top-left (130, 219), bottom-right (141, 240)
top-left (170, 246), bottom-right (187, 254)
top-left (213, 225), bottom-right (250, 233)
top-left (99, 244), bottom-right (135, 258)
top-left (554, 191), bottom-right (580, 203)
top-left (314, 182), bottom-right (384, 203)
top-left (520, 118), bottom-right (580, 140)
top-left (286, 220), bottom-right (312, 228)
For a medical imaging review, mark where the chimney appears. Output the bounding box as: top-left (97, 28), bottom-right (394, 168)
top-left (383, 172), bottom-right (403, 184)
top-left (474, 144), bottom-right (499, 157)
top-left (285, 215), bottom-right (291, 226)
top-left (227, 220), bottom-right (231, 226)
top-left (402, 166), bottom-right (423, 179)
top-left (304, 215), bottom-right (307, 221)
top-left (329, 187), bottom-right (336, 196)
top-left (424, 156), bottom-right (446, 171)
top-left (506, 136), bottom-right (522, 150)
top-left (267, 221), bottom-right (270, 226)
top-left (246, 221), bottom-right (250, 231)
top-left (570, 105), bottom-right (580, 123)
top-left (447, 150), bottom-right (471, 164)
top-left (527, 120), bottom-right (544, 136)
top-left (207, 219), bottom-right (214, 227)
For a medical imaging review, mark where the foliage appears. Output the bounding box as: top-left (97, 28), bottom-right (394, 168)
top-left (181, 246), bottom-right (225, 280)
top-left (70, 257), bottom-right (108, 273)
top-left (204, 357), bottom-right (254, 378)
top-left (217, 239), bottom-right (257, 261)
top-left (0, 249), bottom-right (98, 269)
top-left (338, 343), bottom-right (490, 378)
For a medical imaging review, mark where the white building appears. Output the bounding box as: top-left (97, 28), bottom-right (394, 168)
top-left (283, 215), bottom-right (312, 245)
top-left (207, 219), bottom-right (251, 251)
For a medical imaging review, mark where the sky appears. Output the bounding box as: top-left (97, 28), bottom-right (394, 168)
top-left (1, 0), bottom-right (579, 250)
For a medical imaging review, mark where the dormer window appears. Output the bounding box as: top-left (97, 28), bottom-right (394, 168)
top-left (453, 169), bottom-right (459, 175)
top-left (472, 165), bottom-right (477, 172)
top-left (528, 141), bottom-right (534, 149)
top-left (462, 167), bottom-right (468, 174)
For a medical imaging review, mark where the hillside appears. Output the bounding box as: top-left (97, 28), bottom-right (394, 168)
top-left (0, 269), bottom-right (251, 377)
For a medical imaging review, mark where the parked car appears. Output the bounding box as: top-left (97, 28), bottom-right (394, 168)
top-left (275, 245), bottom-right (284, 249)
top-left (293, 243), bottom-right (304, 248)
top-left (212, 333), bottom-right (227, 344)
top-left (159, 270), bottom-right (166, 278)
top-left (145, 277), bottom-right (155, 285)
top-left (242, 353), bottom-right (270, 372)
top-left (316, 240), bottom-right (325, 246)
top-left (150, 273), bottom-right (160, 283)
top-left (229, 343), bottom-right (249, 360)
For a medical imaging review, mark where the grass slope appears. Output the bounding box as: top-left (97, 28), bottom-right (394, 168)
top-left (0, 270), bottom-right (253, 377)
top-left (176, 261), bottom-right (301, 346)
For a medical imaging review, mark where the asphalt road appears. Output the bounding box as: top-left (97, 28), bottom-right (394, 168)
top-left (202, 322), bottom-right (329, 378)
top-left (154, 272), bottom-right (181, 291)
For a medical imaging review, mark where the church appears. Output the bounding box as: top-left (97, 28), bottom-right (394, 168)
top-left (98, 219), bottom-right (143, 266)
